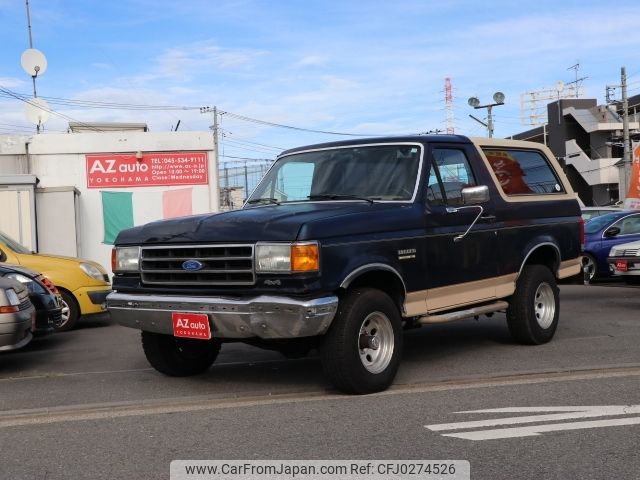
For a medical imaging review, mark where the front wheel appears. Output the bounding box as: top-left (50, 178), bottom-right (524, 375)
top-left (507, 265), bottom-right (559, 345)
top-left (55, 290), bottom-right (80, 332)
top-left (320, 288), bottom-right (403, 394)
top-left (582, 254), bottom-right (597, 282)
top-left (141, 331), bottom-right (221, 376)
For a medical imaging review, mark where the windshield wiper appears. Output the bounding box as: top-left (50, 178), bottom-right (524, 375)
top-left (308, 194), bottom-right (375, 204)
top-left (246, 197), bottom-right (280, 205)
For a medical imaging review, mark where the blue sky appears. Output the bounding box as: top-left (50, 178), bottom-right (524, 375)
top-left (2, 0), bottom-right (640, 163)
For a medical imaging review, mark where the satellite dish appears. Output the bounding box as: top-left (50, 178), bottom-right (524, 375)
top-left (493, 91), bottom-right (505, 104)
top-left (555, 80), bottom-right (565, 92)
top-left (468, 97), bottom-right (480, 107)
top-left (21, 48), bottom-right (48, 77)
top-left (25, 97), bottom-right (50, 125)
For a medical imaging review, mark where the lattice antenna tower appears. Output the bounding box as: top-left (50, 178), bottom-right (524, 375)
top-left (567, 62), bottom-right (587, 99)
top-left (444, 77), bottom-right (455, 134)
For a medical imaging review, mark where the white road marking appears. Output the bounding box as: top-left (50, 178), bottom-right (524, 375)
top-left (442, 417), bottom-right (640, 440)
top-left (426, 406), bottom-right (640, 440)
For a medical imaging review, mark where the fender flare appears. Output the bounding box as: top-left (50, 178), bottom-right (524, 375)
top-left (518, 241), bottom-right (561, 277)
top-left (340, 263), bottom-right (407, 294)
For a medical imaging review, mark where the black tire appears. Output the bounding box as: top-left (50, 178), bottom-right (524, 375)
top-left (55, 290), bottom-right (80, 332)
top-left (320, 288), bottom-right (403, 394)
top-left (507, 265), bottom-right (559, 345)
top-left (582, 253), bottom-right (597, 282)
top-left (141, 331), bottom-right (221, 376)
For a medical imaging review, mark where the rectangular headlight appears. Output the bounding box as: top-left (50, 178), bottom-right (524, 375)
top-left (112, 246), bottom-right (140, 272)
top-left (256, 244), bottom-right (291, 272)
top-left (256, 242), bottom-right (319, 273)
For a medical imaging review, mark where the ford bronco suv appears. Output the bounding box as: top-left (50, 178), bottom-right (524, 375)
top-left (107, 135), bottom-right (582, 394)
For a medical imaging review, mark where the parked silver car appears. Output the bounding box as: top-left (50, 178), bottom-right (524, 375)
top-left (607, 239), bottom-right (640, 283)
top-left (0, 278), bottom-right (35, 351)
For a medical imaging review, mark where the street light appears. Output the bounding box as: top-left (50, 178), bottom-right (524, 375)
top-left (468, 92), bottom-right (505, 138)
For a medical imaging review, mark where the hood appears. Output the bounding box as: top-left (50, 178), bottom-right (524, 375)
top-left (116, 202), bottom-right (423, 245)
top-left (0, 263), bottom-right (39, 278)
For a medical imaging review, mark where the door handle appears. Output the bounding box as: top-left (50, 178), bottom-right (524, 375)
top-left (480, 215), bottom-right (496, 222)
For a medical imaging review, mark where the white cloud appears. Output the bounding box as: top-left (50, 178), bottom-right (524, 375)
top-left (91, 63), bottom-right (114, 70)
top-left (295, 55), bottom-right (328, 67)
top-left (0, 77), bottom-right (27, 88)
top-left (155, 41), bottom-right (267, 82)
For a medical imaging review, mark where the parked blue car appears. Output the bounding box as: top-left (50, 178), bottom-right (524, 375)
top-left (583, 210), bottom-right (640, 281)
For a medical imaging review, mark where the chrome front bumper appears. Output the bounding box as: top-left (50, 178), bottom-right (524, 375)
top-left (107, 292), bottom-right (339, 339)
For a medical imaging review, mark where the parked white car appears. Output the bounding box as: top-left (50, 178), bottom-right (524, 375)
top-left (607, 239), bottom-right (640, 282)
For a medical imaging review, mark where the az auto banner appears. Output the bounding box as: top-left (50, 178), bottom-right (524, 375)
top-left (624, 141), bottom-right (640, 210)
top-left (86, 152), bottom-right (208, 188)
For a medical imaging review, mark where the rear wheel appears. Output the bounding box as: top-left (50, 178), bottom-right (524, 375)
top-left (321, 288), bottom-right (403, 394)
top-left (141, 331), bottom-right (221, 376)
top-left (507, 265), bottom-right (559, 345)
top-left (55, 290), bottom-right (80, 332)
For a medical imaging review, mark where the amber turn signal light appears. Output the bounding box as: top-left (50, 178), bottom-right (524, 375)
top-left (291, 243), bottom-right (319, 272)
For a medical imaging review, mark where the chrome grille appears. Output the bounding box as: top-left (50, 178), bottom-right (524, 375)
top-left (17, 289), bottom-right (31, 311)
top-left (622, 248), bottom-right (640, 256)
top-left (140, 244), bottom-right (255, 286)
top-left (19, 299), bottom-right (32, 311)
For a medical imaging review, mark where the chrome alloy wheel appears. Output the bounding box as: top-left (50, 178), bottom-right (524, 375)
top-left (59, 298), bottom-right (71, 327)
top-left (358, 311), bottom-right (395, 374)
top-left (582, 255), bottom-right (596, 282)
top-left (534, 282), bottom-right (556, 329)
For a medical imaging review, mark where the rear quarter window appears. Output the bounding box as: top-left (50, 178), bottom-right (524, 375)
top-left (482, 148), bottom-right (564, 196)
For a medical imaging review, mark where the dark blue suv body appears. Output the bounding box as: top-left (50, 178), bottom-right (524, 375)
top-left (108, 135), bottom-right (582, 394)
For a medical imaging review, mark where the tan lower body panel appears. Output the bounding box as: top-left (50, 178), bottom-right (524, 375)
top-left (403, 273), bottom-right (517, 317)
top-left (558, 258), bottom-right (581, 279)
top-left (403, 257), bottom-right (581, 318)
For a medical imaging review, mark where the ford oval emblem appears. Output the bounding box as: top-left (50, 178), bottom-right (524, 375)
top-left (182, 260), bottom-right (204, 271)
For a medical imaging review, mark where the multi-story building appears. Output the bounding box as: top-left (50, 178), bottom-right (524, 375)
top-left (510, 95), bottom-right (640, 206)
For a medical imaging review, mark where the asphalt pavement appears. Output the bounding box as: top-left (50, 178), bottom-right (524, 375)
top-left (1, 283), bottom-right (639, 479)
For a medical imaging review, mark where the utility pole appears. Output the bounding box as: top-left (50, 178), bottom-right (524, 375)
top-left (622, 66), bottom-right (631, 201)
top-left (200, 106), bottom-right (221, 212)
top-left (468, 92), bottom-right (505, 138)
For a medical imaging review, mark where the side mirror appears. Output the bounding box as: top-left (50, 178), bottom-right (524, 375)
top-left (461, 185), bottom-right (490, 205)
top-left (604, 226), bottom-right (620, 238)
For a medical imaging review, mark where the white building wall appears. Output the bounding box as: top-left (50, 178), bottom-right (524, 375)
top-left (1, 131), bottom-right (217, 275)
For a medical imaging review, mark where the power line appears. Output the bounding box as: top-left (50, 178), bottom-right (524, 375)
top-left (0, 86), bottom-right (105, 132)
top-left (220, 154), bottom-right (274, 162)
top-left (220, 110), bottom-right (385, 137)
top-left (221, 137), bottom-right (283, 153)
top-left (221, 134), bottom-right (284, 151)
top-left (0, 89), bottom-right (199, 110)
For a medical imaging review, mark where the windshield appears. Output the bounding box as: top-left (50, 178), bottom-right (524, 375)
top-left (0, 230), bottom-right (31, 254)
top-left (584, 212), bottom-right (625, 234)
top-left (247, 144), bottom-right (422, 204)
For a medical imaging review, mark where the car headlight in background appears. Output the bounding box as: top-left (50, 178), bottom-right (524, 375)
top-left (4, 273), bottom-right (46, 295)
top-left (112, 247), bottom-right (141, 272)
top-left (5, 288), bottom-right (21, 305)
top-left (80, 262), bottom-right (107, 281)
top-left (256, 242), bottom-right (319, 273)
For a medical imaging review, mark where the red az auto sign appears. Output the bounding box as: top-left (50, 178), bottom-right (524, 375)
top-left (86, 152), bottom-right (208, 188)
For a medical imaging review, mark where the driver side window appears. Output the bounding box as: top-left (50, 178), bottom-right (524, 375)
top-left (427, 148), bottom-right (477, 206)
